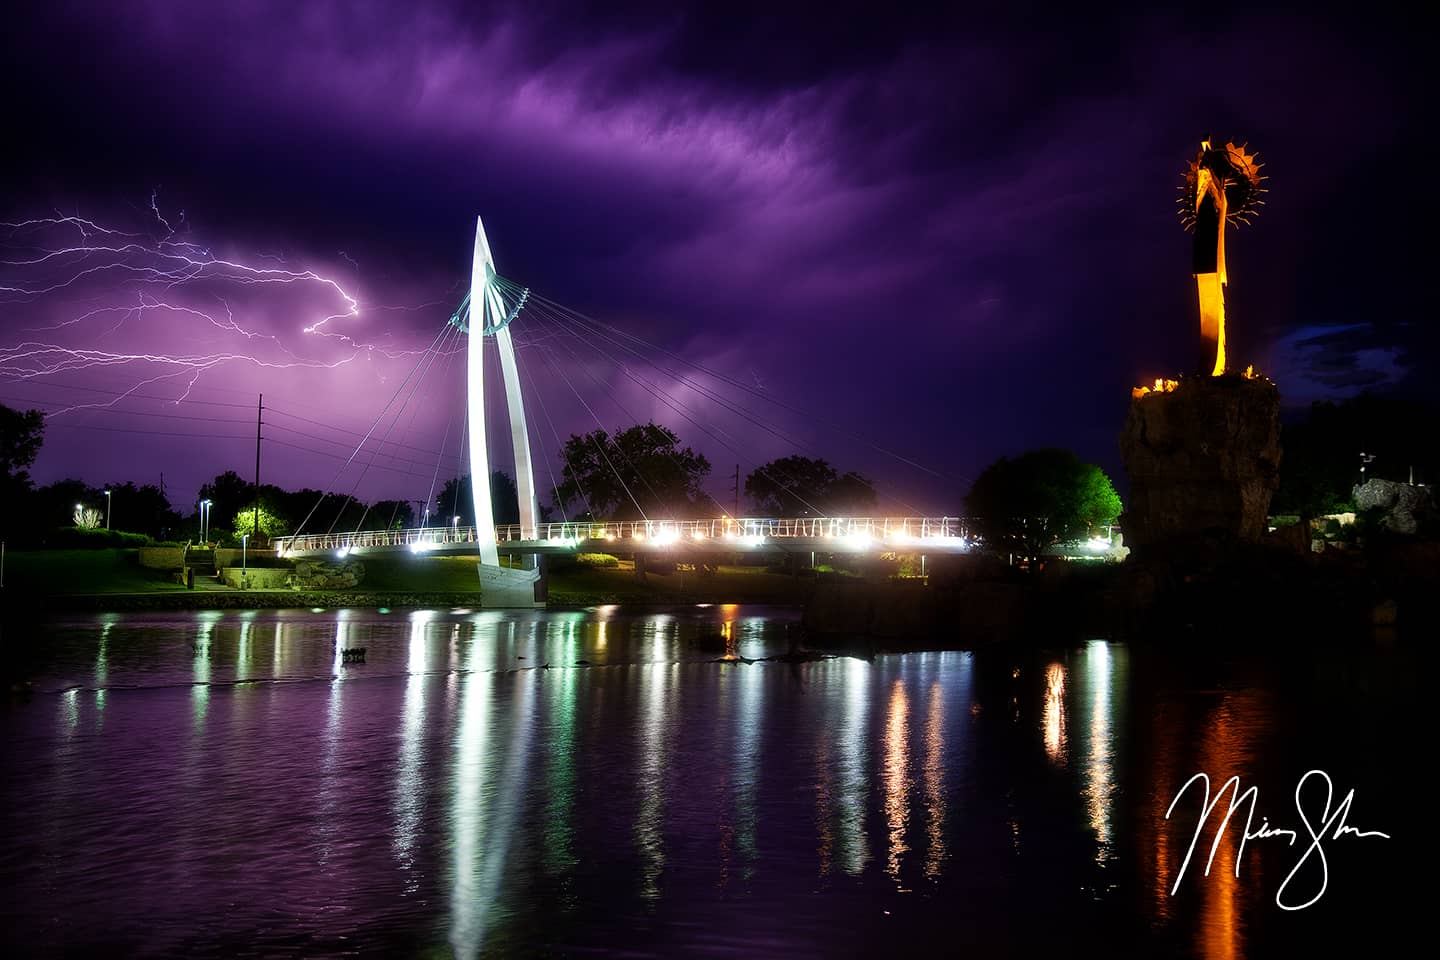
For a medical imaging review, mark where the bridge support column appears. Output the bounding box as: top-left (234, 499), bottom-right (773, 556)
top-left (477, 563), bottom-right (544, 608)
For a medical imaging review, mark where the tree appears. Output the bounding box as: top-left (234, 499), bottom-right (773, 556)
top-left (99, 481), bottom-right (182, 539)
top-left (197, 470), bottom-right (252, 532)
top-left (965, 449), bottom-right (1122, 557)
top-left (74, 505), bottom-right (103, 529)
top-left (0, 405), bottom-right (45, 517)
top-left (35, 478), bottom-right (102, 530)
top-left (553, 423), bottom-right (711, 519)
top-left (367, 500), bottom-right (416, 530)
top-left (745, 455), bottom-right (878, 516)
top-left (230, 506), bottom-right (288, 541)
top-left (438, 471), bottom-right (521, 527)
top-left (1273, 395), bottom-right (1440, 515)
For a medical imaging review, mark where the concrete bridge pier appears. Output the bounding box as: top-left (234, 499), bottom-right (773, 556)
top-left (478, 562), bottom-right (545, 608)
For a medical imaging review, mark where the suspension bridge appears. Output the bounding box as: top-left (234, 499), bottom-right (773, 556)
top-left (276, 216), bottom-right (977, 606)
top-left (274, 516), bottom-right (973, 559)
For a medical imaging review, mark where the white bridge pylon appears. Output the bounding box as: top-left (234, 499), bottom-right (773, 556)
top-left (464, 216), bottom-right (542, 602)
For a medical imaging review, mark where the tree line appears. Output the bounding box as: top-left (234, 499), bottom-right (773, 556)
top-left (0, 407), bottom-right (889, 546)
top-left (3, 398), bottom-right (1134, 556)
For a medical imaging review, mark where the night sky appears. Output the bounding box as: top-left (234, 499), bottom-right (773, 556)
top-left (1, 2), bottom-right (1430, 515)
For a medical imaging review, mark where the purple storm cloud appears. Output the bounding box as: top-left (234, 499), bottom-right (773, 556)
top-left (0, 2), bottom-right (1431, 511)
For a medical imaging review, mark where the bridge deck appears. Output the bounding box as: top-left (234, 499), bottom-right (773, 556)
top-left (274, 517), bottom-right (974, 558)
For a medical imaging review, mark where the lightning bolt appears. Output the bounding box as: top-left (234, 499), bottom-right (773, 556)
top-left (1, 201), bottom-right (443, 418)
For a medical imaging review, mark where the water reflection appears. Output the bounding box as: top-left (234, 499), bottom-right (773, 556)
top-left (813, 657), bottom-right (872, 878)
top-left (543, 616), bottom-right (581, 894)
top-left (191, 613), bottom-right (218, 725)
top-left (393, 611), bottom-right (431, 890)
top-left (450, 624), bottom-right (493, 959)
top-left (636, 617), bottom-right (675, 901)
top-left (449, 617), bottom-right (542, 958)
top-left (1078, 640), bottom-right (1125, 863)
top-left (923, 678), bottom-right (946, 879)
top-left (1043, 661), bottom-right (1067, 765)
top-left (6, 610), bottom-right (1397, 959)
top-left (1192, 692), bottom-right (1270, 960)
top-left (882, 678), bottom-right (911, 885)
top-left (720, 652), bottom-right (763, 890)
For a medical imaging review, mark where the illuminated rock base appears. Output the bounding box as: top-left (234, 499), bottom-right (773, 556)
top-left (1119, 375), bottom-right (1281, 549)
top-left (478, 563), bottom-right (544, 608)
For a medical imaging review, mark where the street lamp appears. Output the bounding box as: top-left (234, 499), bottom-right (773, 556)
top-left (199, 499), bottom-right (212, 543)
top-left (452, 515), bottom-right (460, 539)
top-left (1360, 452), bottom-right (1377, 484)
top-left (241, 534), bottom-right (249, 588)
top-left (104, 489), bottom-right (111, 530)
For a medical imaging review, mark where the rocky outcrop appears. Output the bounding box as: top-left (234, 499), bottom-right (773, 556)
top-left (1353, 478), bottom-right (1434, 535)
top-left (1120, 375), bottom-right (1281, 549)
top-left (289, 558), bottom-right (366, 589)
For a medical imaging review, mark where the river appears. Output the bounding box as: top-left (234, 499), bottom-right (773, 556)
top-left (0, 606), bottom-right (1420, 957)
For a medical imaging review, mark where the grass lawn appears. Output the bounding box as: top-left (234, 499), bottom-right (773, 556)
top-left (2, 548), bottom-right (814, 605)
top-left (2, 549), bottom-right (185, 595)
top-left (356, 555), bottom-right (485, 593)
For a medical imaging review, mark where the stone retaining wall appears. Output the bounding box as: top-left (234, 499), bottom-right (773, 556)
top-left (138, 546), bottom-right (185, 569)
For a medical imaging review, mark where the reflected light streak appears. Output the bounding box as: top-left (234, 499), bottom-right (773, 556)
top-left (728, 653), bottom-right (763, 886)
top-left (815, 734), bottom-right (834, 877)
top-left (192, 612), bottom-right (219, 726)
top-left (449, 634), bottom-right (492, 960)
top-left (315, 615), bottom-right (347, 871)
top-left (1043, 662), bottom-right (1068, 765)
top-left (236, 619), bottom-right (251, 683)
top-left (393, 611), bottom-right (432, 890)
top-left (837, 657), bottom-right (871, 875)
top-left (543, 617), bottom-right (579, 887)
top-left (95, 617), bottom-right (113, 687)
top-left (636, 639), bottom-right (673, 900)
top-left (451, 620), bottom-right (538, 959)
top-left (882, 678), bottom-right (911, 885)
top-left (95, 617), bottom-right (113, 718)
top-left (1081, 640), bottom-right (1123, 864)
top-left (923, 680), bottom-right (946, 879)
top-left (1191, 692), bottom-right (1268, 960)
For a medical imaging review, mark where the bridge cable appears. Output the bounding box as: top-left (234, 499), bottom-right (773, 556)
top-left (290, 318), bottom-right (453, 542)
top-left (522, 329), bottom-right (648, 521)
top-left (528, 317), bottom-right (684, 516)
top-left (523, 304), bottom-right (815, 517)
top-left (508, 284), bottom-right (940, 513)
top-left (524, 311), bottom-right (705, 518)
top-left (422, 343), bottom-right (463, 528)
top-left (508, 318), bottom-right (574, 523)
top-left (335, 321), bottom-right (461, 535)
top-left (515, 285), bottom-right (956, 483)
top-left (522, 300), bottom-right (928, 516)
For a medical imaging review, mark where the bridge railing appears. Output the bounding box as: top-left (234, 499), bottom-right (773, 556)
top-left (273, 516), bottom-right (974, 556)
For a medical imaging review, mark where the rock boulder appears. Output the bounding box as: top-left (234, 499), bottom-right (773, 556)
top-left (1353, 478), bottom-right (1434, 535)
top-left (289, 558), bottom-right (366, 589)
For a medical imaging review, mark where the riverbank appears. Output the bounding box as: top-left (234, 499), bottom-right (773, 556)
top-left (1, 549), bottom-right (816, 611)
top-left (7, 542), bottom-right (1436, 650)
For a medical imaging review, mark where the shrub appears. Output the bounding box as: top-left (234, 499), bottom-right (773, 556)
top-left (41, 527), bottom-right (152, 549)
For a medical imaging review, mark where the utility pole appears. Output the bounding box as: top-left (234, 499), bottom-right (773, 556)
top-left (253, 394), bottom-right (263, 539)
top-left (732, 463), bottom-right (740, 517)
